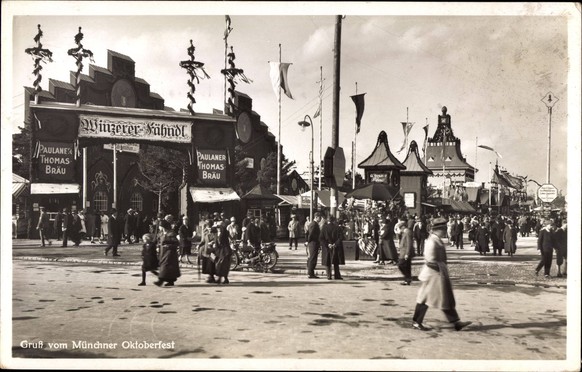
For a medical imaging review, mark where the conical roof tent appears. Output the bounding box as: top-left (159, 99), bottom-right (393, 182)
top-left (242, 184), bottom-right (280, 200)
top-left (401, 141), bottom-right (433, 175)
top-left (358, 131), bottom-right (406, 170)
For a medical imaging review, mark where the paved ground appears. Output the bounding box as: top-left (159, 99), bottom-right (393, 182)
top-left (4, 235), bottom-right (578, 371)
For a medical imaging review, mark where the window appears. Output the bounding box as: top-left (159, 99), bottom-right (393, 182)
top-left (130, 191), bottom-right (143, 212)
top-left (93, 190), bottom-right (109, 212)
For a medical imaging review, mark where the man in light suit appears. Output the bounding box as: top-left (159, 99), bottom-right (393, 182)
top-left (396, 216), bottom-right (415, 285)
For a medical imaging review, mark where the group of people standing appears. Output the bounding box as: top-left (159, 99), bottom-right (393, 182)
top-left (305, 212), bottom-right (346, 280)
top-left (469, 215), bottom-right (518, 257)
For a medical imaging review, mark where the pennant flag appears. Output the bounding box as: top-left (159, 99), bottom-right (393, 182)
top-left (478, 145), bottom-right (503, 158)
top-left (269, 62), bottom-right (294, 99)
top-left (313, 81), bottom-right (323, 118)
top-left (396, 121), bottom-right (415, 154)
top-left (224, 15), bottom-right (233, 40)
top-left (351, 93), bottom-right (366, 134)
top-left (422, 124), bottom-right (429, 155)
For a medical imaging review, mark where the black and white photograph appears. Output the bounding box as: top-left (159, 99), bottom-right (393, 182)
top-left (2, 2), bottom-right (580, 371)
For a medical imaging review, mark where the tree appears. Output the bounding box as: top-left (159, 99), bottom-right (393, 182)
top-left (234, 145), bottom-right (257, 196)
top-left (341, 170), bottom-right (365, 192)
top-left (137, 144), bottom-right (186, 214)
top-left (12, 125), bottom-right (31, 179)
top-left (257, 149), bottom-right (296, 193)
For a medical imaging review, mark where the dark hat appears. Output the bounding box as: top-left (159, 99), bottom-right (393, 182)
top-left (432, 217), bottom-right (447, 229)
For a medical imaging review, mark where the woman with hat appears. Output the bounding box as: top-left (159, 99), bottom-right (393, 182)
top-left (412, 217), bottom-right (472, 332)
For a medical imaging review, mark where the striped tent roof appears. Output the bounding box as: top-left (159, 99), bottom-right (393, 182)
top-left (12, 173), bottom-right (29, 198)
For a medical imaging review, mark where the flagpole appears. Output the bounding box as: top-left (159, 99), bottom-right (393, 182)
top-left (488, 161), bottom-right (492, 214)
top-left (475, 136), bottom-right (478, 182)
top-left (223, 19), bottom-right (228, 114)
top-left (406, 107), bottom-right (409, 150)
top-left (353, 82), bottom-right (357, 191)
top-left (319, 66), bottom-right (323, 191)
top-left (423, 118), bottom-right (428, 164)
top-left (277, 44), bottom-right (282, 196)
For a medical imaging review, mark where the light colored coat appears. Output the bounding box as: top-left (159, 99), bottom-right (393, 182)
top-left (416, 234), bottom-right (456, 310)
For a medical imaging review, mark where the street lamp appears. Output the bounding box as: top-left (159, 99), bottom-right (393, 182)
top-left (298, 115), bottom-right (314, 221)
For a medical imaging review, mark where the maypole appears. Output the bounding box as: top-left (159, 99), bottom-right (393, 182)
top-left (277, 44), bottom-right (282, 196)
top-left (180, 39), bottom-right (210, 116)
top-left (24, 24), bottom-right (53, 104)
top-left (67, 26), bottom-right (94, 209)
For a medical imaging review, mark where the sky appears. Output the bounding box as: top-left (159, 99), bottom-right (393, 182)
top-left (3, 2), bottom-right (580, 200)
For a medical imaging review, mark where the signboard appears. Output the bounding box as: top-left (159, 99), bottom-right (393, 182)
top-left (79, 115), bottom-right (192, 143)
top-left (404, 192), bottom-right (416, 208)
top-left (103, 143), bottom-right (140, 153)
top-left (537, 184), bottom-right (558, 203)
top-left (333, 147), bottom-right (346, 187)
top-left (370, 173), bottom-right (388, 183)
top-left (36, 142), bottom-right (76, 181)
top-left (244, 157), bottom-right (254, 169)
top-left (197, 149), bottom-right (228, 186)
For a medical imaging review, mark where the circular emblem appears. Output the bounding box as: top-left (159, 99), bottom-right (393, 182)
top-left (236, 112), bottom-right (252, 144)
top-left (111, 79), bottom-right (136, 108)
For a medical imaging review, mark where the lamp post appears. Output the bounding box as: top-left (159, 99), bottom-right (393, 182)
top-left (298, 115), bottom-right (314, 221)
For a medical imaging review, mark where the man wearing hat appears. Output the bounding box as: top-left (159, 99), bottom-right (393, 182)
top-left (412, 216), bottom-right (472, 332)
top-left (395, 215), bottom-right (415, 285)
top-left (288, 215), bottom-right (299, 250)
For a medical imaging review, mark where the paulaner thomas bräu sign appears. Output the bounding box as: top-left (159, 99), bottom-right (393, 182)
top-left (78, 115), bottom-right (192, 143)
top-left (36, 141), bottom-right (75, 181)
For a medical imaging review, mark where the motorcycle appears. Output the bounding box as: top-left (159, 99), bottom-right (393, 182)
top-left (229, 240), bottom-right (279, 272)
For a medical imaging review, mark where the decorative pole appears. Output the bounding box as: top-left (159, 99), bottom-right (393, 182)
top-left (541, 92), bottom-right (558, 184)
top-left (25, 24), bottom-right (53, 104)
top-left (223, 15), bottom-right (233, 114)
top-left (67, 27), bottom-right (94, 108)
top-left (67, 26), bottom-right (93, 209)
top-left (179, 40), bottom-right (210, 116)
top-left (220, 46), bottom-right (252, 117)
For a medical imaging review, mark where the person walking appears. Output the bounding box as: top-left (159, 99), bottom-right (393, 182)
top-left (104, 209), bottom-right (122, 257)
top-left (227, 216), bottom-right (240, 245)
top-left (200, 223), bottom-right (218, 284)
top-left (413, 216), bottom-right (429, 257)
top-left (100, 210), bottom-right (109, 244)
top-left (396, 216), bottom-right (415, 285)
top-left (503, 219), bottom-right (516, 257)
top-left (535, 219), bottom-right (555, 278)
top-left (288, 215), bottom-right (299, 250)
top-left (553, 220), bottom-right (567, 278)
top-left (475, 221), bottom-right (490, 256)
top-left (454, 216), bottom-right (464, 250)
top-left (178, 216), bottom-right (195, 264)
top-left (85, 208), bottom-right (96, 244)
top-left (36, 206), bottom-right (52, 247)
top-left (412, 217), bottom-right (472, 332)
top-left (320, 216), bottom-right (345, 280)
top-left (78, 209), bottom-right (87, 243)
top-left (154, 231), bottom-right (181, 287)
top-left (377, 219), bottom-right (391, 264)
top-left (138, 233), bottom-right (159, 286)
top-left (54, 209), bottom-right (63, 241)
top-left (214, 223), bottom-right (233, 284)
top-left (61, 208), bottom-right (71, 247)
top-left (306, 212), bottom-right (323, 279)
top-left (70, 210), bottom-right (83, 247)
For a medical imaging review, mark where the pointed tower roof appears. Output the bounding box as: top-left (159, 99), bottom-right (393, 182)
top-left (401, 141), bottom-right (433, 175)
top-left (358, 131), bottom-right (406, 170)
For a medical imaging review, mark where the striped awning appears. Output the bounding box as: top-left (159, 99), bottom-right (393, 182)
top-left (276, 195), bottom-right (299, 206)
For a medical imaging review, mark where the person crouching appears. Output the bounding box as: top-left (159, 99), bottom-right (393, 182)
top-left (138, 233), bottom-right (159, 286)
top-left (154, 231), bottom-right (181, 287)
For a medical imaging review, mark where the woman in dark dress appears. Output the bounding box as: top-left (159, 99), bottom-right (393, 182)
top-left (200, 224), bottom-right (217, 283)
top-left (475, 222), bottom-right (490, 256)
top-left (154, 231), bottom-right (181, 287)
top-left (214, 224), bottom-right (233, 284)
top-left (138, 233), bottom-right (159, 286)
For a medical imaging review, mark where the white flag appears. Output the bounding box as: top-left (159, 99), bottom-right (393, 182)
top-left (478, 145), bottom-right (503, 158)
top-left (269, 62), bottom-right (294, 100)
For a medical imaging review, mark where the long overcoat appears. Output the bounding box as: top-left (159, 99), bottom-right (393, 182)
top-left (214, 226), bottom-right (233, 277)
top-left (475, 226), bottom-right (490, 253)
top-left (416, 234), bottom-right (456, 310)
top-left (141, 242), bottom-right (159, 271)
top-left (503, 225), bottom-right (516, 253)
top-left (107, 215), bottom-right (122, 245)
top-left (379, 224), bottom-right (397, 261)
top-left (320, 222), bottom-right (345, 266)
top-left (158, 236), bottom-right (181, 282)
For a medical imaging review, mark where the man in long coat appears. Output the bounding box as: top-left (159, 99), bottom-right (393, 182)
top-left (105, 208), bottom-right (122, 257)
top-left (413, 216), bottom-right (429, 257)
top-left (61, 208), bottom-right (71, 247)
top-left (412, 217), bottom-right (471, 332)
top-left (396, 216), bottom-right (415, 285)
top-left (535, 219), bottom-right (555, 277)
top-left (36, 206), bottom-right (51, 247)
top-left (306, 212), bottom-right (323, 279)
top-left (320, 215), bottom-right (345, 280)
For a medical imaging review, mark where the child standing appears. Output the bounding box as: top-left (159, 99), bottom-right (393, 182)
top-left (138, 233), bottom-right (159, 286)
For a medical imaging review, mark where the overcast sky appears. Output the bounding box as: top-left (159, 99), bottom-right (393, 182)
top-left (3, 2), bottom-right (580, 198)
